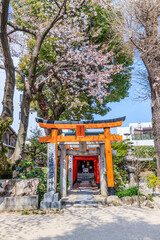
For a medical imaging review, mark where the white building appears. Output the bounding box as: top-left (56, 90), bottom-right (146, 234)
top-left (117, 122), bottom-right (154, 146)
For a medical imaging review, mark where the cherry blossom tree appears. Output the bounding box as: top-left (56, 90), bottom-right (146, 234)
top-left (17, 3), bottom-right (132, 121)
top-left (0, 0), bottom-right (130, 170)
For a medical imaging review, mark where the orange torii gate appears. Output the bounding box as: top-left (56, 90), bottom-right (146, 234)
top-left (36, 116), bottom-right (125, 201)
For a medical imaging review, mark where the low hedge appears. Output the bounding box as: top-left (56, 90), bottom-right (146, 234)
top-left (115, 187), bottom-right (138, 198)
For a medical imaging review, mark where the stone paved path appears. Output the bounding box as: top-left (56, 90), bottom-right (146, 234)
top-left (62, 181), bottom-right (106, 206)
top-left (74, 181), bottom-right (97, 207)
top-left (1, 206), bottom-right (160, 240)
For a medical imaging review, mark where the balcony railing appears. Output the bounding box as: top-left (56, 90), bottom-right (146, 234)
top-left (132, 133), bottom-right (153, 140)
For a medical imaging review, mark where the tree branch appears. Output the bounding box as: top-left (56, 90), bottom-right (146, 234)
top-left (7, 21), bottom-right (37, 37)
top-left (15, 68), bottom-right (25, 82)
top-left (35, 64), bottom-right (57, 78)
top-left (130, 36), bottom-right (145, 52)
top-left (54, 0), bottom-right (61, 9)
top-left (41, 0), bottom-right (67, 37)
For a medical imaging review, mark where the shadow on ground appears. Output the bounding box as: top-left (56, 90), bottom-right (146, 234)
top-left (0, 206), bottom-right (160, 240)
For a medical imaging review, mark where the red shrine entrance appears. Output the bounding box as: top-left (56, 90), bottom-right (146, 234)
top-left (36, 116), bottom-right (125, 198)
top-left (73, 156), bottom-right (100, 185)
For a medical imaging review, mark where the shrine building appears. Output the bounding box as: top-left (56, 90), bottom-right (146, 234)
top-left (36, 116), bottom-right (125, 209)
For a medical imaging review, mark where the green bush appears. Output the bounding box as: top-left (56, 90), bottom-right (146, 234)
top-left (146, 174), bottom-right (160, 192)
top-left (134, 146), bottom-right (155, 158)
top-left (112, 140), bottom-right (130, 184)
top-left (113, 168), bottom-right (125, 192)
top-left (115, 187), bottom-right (138, 198)
top-left (16, 159), bottom-right (47, 201)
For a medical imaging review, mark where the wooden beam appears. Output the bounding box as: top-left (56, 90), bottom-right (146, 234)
top-left (39, 134), bottom-right (122, 143)
top-left (39, 135), bottom-right (52, 143)
top-left (111, 134), bottom-right (123, 141)
top-left (39, 121), bottom-right (123, 130)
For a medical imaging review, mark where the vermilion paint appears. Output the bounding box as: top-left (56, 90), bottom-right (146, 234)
top-left (73, 156), bottom-right (100, 184)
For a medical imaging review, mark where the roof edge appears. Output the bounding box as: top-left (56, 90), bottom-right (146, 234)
top-left (35, 116), bottom-right (126, 125)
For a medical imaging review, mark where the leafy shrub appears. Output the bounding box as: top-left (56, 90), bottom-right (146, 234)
top-left (25, 127), bottom-right (47, 166)
top-left (115, 187), bottom-right (138, 198)
top-left (17, 159), bottom-right (47, 201)
top-left (112, 140), bottom-right (130, 184)
top-left (146, 174), bottom-right (160, 192)
top-left (134, 146), bottom-right (155, 158)
top-left (113, 168), bottom-right (125, 192)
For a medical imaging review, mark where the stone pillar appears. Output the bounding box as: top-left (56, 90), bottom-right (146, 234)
top-left (124, 149), bottom-right (137, 188)
top-left (60, 144), bottom-right (67, 197)
top-left (99, 144), bottom-right (108, 196)
top-left (47, 143), bottom-right (56, 194)
top-left (68, 155), bottom-right (73, 190)
top-left (127, 166), bottom-right (136, 187)
top-left (40, 142), bottom-right (61, 210)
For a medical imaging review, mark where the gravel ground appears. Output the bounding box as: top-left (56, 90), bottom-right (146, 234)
top-left (0, 206), bottom-right (160, 240)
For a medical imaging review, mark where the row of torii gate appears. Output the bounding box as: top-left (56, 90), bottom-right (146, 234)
top-left (36, 116), bottom-right (125, 205)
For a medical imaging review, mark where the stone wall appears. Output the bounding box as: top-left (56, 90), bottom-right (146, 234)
top-left (0, 179), bottom-right (40, 211)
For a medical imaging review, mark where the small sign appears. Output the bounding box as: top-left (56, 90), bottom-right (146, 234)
top-left (83, 168), bottom-right (88, 173)
top-left (76, 125), bottom-right (85, 137)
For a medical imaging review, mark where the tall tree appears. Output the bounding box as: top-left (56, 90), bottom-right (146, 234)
top-left (110, 0), bottom-right (160, 175)
top-left (0, 0), bottom-right (15, 178)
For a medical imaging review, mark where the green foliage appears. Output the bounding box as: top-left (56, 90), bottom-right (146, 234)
top-left (112, 140), bottom-right (130, 166)
top-left (25, 127), bottom-right (47, 165)
top-left (0, 117), bottom-right (13, 139)
top-left (113, 168), bottom-right (125, 192)
top-left (0, 117), bottom-right (13, 178)
top-left (21, 210), bottom-right (30, 215)
top-left (17, 159), bottom-right (47, 201)
top-left (16, 128), bottom-right (48, 200)
top-left (133, 146), bottom-right (156, 171)
top-left (134, 146), bottom-right (155, 158)
top-left (112, 140), bottom-right (131, 185)
top-left (115, 187), bottom-right (138, 198)
top-left (146, 174), bottom-right (160, 192)
top-left (148, 194), bottom-right (154, 202)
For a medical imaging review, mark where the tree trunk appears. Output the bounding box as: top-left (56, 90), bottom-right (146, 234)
top-left (0, 0), bottom-right (15, 118)
top-left (0, 0), bottom-right (15, 177)
top-left (0, 117), bottom-right (12, 178)
top-left (141, 52), bottom-right (160, 176)
top-left (151, 81), bottom-right (160, 176)
top-left (10, 89), bottom-right (32, 166)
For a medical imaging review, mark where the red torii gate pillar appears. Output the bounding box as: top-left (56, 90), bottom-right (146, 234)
top-left (104, 128), bottom-right (115, 195)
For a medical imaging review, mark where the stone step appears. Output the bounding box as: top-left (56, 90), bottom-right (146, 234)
top-left (73, 203), bottom-right (98, 208)
top-left (77, 178), bottom-right (95, 181)
top-left (61, 199), bottom-right (106, 206)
